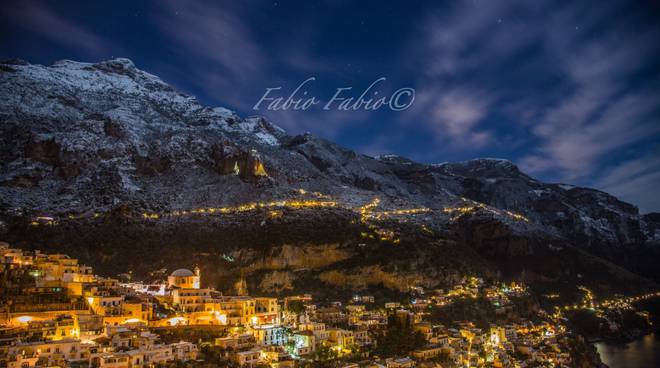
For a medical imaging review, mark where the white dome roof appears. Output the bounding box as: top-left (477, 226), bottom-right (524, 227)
top-left (171, 268), bottom-right (194, 277)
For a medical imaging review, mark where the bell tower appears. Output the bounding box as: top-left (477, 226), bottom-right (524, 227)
top-left (192, 266), bottom-right (201, 289)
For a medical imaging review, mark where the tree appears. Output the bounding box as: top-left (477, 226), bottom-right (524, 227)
top-left (374, 324), bottom-right (426, 357)
top-left (285, 300), bottom-right (306, 315)
top-left (314, 344), bottom-right (338, 362)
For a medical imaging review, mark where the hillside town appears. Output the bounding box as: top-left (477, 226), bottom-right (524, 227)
top-left (0, 242), bottom-right (639, 368)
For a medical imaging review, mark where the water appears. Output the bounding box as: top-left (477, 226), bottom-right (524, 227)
top-left (596, 334), bottom-right (660, 368)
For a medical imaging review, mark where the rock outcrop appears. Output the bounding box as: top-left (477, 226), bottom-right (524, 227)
top-left (1, 58), bottom-right (659, 294)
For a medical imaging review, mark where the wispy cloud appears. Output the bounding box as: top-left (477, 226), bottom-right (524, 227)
top-left (3, 1), bottom-right (118, 57)
top-left (595, 152), bottom-right (660, 213)
top-left (415, 1), bottom-right (539, 79)
top-left (521, 7), bottom-right (660, 180)
top-left (151, 1), bottom-right (266, 109)
top-left (404, 0), bottom-right (538, 151)
top-left (150, 0), bottom-right (359, 138)
top-left (407, 0), bottom-right (660, 211)
top-left (4, 0), bottom-right (659, 211)
top-left (527, 89), bottom-right (660, 178)
top-left (409, 86), bottom-right (494, 148)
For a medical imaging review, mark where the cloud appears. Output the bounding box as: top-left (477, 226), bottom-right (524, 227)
top-left (409, 86), bottom-right (493, 148)
top-left (407, 0), bottom-right (660, 210)
top-left (150, 0), bottom-right (358, 139)
top-left (595, 152), bottom-right (660, 213)
top-left (520, 5), bottom-right (660, 210)
top-left (518, 155), bottom-right (555, 174)
top-left (3, 1), bottom-right (118, 57)
top-left (527, 89), bottom-right (660, 178)
top-left (415, 0), bottom-right (540, 79)
top-left (430, 88), bottom-right (493, 147)
top-left (151, 1), bottom-right (266, 108)
top-left (521, 7), bottom-right (660, 179)
top-left (404, 0), bottom-right (542, 150)
top-left (604, 170), bottom-right (660, 214)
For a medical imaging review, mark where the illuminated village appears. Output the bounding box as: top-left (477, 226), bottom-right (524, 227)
top-left (3, 242), bottom-right (656, 368)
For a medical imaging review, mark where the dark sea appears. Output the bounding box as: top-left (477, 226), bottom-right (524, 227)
top-left (596, 334), bottom-right (660, 368)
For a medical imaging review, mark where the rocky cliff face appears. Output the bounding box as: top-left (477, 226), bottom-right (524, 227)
top-left (1, 58), bottom-right (658, 294)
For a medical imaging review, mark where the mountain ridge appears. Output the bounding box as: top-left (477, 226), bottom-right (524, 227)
top-left (1, 58), bottom-right (659, 293)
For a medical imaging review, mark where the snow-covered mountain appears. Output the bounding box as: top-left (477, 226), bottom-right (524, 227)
top-left (1, 58), bottom-right (658, 290)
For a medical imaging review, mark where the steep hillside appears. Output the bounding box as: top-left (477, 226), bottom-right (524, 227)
top-left (1, 58), bottom-right (658, 295)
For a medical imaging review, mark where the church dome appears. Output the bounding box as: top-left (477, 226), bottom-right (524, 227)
top-left (171, 268), bottom-right (194, 277)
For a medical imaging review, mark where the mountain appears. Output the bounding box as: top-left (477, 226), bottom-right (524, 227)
top-left (1, 58), bottom-right (659, 297)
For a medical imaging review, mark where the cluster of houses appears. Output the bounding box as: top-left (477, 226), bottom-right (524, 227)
top-left (1, 242), bottom-right (574, 367)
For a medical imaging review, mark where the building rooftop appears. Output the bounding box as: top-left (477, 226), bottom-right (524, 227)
top-left (170, 268), bottom-right (194, 277)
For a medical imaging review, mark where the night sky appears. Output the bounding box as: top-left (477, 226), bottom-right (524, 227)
top-left (1, 1), bottom-right (660, 212)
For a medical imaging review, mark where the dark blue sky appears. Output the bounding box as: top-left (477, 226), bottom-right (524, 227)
top-left (2, 0), bottom-right (660, 212)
